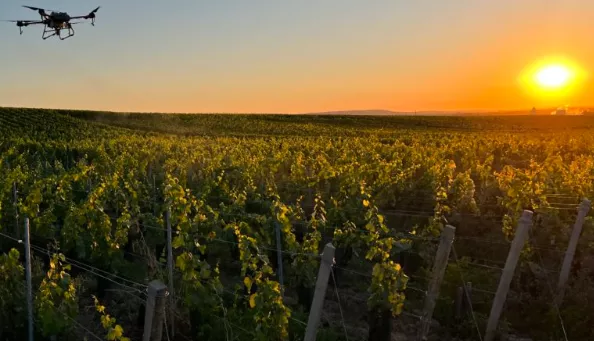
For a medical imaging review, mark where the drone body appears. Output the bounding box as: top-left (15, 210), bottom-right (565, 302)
top-left (5, 5), bottom-right (100, 40)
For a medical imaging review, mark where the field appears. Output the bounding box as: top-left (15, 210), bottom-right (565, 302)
top-left (2, 107), bottom-right (594, 341)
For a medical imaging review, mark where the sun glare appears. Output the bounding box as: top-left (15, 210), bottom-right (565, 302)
top-left (535, 65), bottom-right (571, 88)
top-left (519, 56), bottom-right (587, 100)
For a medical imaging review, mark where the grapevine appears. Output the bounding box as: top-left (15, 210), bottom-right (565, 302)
top-left (2, 107), bottom-right (594, 340)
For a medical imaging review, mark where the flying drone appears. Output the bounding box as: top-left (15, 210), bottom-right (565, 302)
top-left (2, 5), bottom-right (100, 40)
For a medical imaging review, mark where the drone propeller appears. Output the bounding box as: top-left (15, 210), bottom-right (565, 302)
top-left (84, 6), bottom-right (100, 25)
top-left (3, 20), bottom-right (23, 25)
top-left (1, 19), bottom-right (40, 34)
top-left (84, 6), bottom-right (101, 18)
top-left (22, 5), bottom-right (48, 17)
top-left (22, 5), bottom-right (44, 11)
top-left (1, 19), bottom-right (36, 26)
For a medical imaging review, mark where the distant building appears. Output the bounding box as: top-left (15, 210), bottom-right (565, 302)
top-left (531, 107), bottom-right (537, 115)
top-left (551, 106), bottom-right (567, 115)
top-left (549, 106), bottom-right (590, 115)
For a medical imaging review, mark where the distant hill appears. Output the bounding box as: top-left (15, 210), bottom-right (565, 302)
top-left (302, 109), bottom-right (409, 116)
top-left (302, 107), bottom-right (594, 116)
top-left (302, 109), bottom-right (516, 116)
top-left (301, 109), bottom-right (455, 116)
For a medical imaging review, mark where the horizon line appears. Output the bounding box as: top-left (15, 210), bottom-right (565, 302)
top-left (2, 105), bottom-right (593, 116)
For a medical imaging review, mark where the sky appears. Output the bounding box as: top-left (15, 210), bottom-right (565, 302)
top-left (1, 0), bottom-right (594, 114)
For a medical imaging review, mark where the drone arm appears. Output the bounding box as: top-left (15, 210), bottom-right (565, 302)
top-left (71, 6), bottom-right (99, 25)
top-left (70, 16), bottom-right (96, 25)
top-left (10, 20), bottom-right (43, 35)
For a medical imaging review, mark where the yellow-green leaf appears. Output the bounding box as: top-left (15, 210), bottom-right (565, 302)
top-left (243, 276), bottom-right (252, 292)
top-left (114, 325), bottom-right (124, 338)
top-left (107, 327), bottom-right (117, 340)
top-left (249, 293), bottom-right (257, 308)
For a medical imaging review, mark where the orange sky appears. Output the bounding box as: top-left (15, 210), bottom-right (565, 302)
top-left (1, 1), bottom-right (593, 113)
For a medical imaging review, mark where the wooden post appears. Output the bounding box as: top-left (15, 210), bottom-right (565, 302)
top-left (165, 209), bottom-right (175, 339)
top-left (275, 221), bottom-right (285, 297)
top-left (454, 286), bottom-right (463, 321)
top-left (556, 198), bottom-right (590, 306)
top-left (24, 218), bottom-right (34, 341)
top-left (455, 282), bottom-right (473, 320)
top-left (152, 175), bottom-right (157, 216)
top-left (143, 280), bottom-right (168, 341)
top-left (463, 282), bottom-right (472, 313)
top-left (485, 210), bottom-right (533, 341)
top-left (304, 243), bottom-right (335, 341)
top-left (14, 183), bottom-right (20, 239)
top-left (417, 225), bottom-right (456, 341)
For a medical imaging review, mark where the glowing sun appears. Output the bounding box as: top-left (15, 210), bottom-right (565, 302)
top-left (534, 65), bottom-right (572, 88)
top-left (519, 56), bottom-right (587, 98)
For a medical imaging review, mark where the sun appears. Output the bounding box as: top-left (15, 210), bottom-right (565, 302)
top-left (534, 65), bottom-right (571, 88)
top-left (518, 56), bottom-right (588, 99)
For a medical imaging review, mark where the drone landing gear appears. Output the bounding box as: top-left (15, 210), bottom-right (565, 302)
top-left (42, 24), bottom-right (74, 40)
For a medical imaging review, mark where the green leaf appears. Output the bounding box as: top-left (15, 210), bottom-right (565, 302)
top-left (107, 327), bottom-right (117, 340)
top-left (176, 255), bottom-right (186, 271)
top-left (172, 235), bottom-right (184, 249)
top-left (101, 315), bottom-right (111, 329)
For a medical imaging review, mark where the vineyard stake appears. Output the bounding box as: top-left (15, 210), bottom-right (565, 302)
top-left (143, 280), bottom-right (168, 341)
top-left (152, 174), bottom-right (157, 216)
top-left (14, 182), bottom-right (20, 240)
top-left (485, 210), bottom-right (533, 341)
top-left (275, 221), bottom-right (285, 297)
top-left (417, 224), bottom-right (456, 341)
top-left (464, 282), bottom-right (472, 315)
top-left (454, 286), bottom-right (463, 321)
top-left (166, 208), bottom-right (175, 339)
top-left (455, 282), bottom-right (473, 321)
top-left (24, 217), bottom-right (34, 341)
top-left (304, 243), bottom-right (335, 341)
top-left (556, 198), bottom-right (591, 306)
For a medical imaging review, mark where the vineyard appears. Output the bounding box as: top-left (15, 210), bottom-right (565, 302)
top-left (1, 107), bottom-right (594, 341)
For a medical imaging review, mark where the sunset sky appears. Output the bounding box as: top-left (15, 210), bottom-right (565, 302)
top-left (1, 0), bottom-right (593, 113)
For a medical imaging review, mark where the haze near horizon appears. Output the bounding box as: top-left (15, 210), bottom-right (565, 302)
top-left (1, 0), bottom-right (593, 114)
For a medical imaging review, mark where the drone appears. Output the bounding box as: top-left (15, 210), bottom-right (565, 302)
top-left (2, 5), bottom-right (100, 40)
